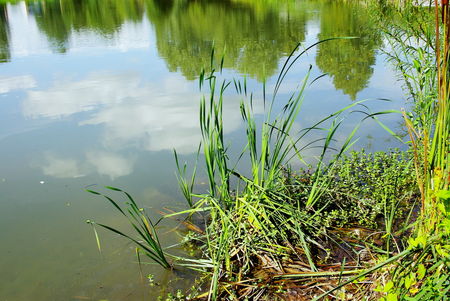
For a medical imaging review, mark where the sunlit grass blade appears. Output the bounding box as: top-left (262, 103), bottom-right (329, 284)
top-left (87, 188), bottom-right (171, 269)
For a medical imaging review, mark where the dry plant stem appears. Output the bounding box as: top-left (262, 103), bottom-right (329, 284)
top-left (403, 111), bottom-right (426, 212)
top-left (405, 0), bottom-right (450, 232)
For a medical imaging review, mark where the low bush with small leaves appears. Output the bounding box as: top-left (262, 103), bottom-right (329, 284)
top-left (284, 150), bottom-right (418, 232)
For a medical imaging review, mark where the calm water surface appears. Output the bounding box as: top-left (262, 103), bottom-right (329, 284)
top-left (0, 1), bottom-right (405, 300)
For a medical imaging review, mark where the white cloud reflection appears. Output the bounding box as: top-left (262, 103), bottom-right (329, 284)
top-left (24, 69), bottom-right (402, 180)
top-left (23, 72), bottom-right (143, 119)
top-left (41, 154), bottom-right (84, 178)
top-left (40, 151), bottom-right (135, 180)
top-left (23, 72), bottom-right (251, 154)
top-left (86, 151), bottom-right (135, 179)
top-left (0, 75), bottom-right (36, 94)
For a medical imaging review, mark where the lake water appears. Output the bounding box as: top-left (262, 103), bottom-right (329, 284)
top-left (0, 0), bottom-right (406, 300)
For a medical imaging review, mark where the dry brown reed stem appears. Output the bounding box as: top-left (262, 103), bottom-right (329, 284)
top-left (428, 0), bottom-right (450, 230)
top-left (401, 0), bottom-right (449, 231)
top-left (403, 111), bottom-right (426, 213)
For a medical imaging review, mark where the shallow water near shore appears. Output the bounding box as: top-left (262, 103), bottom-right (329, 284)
top-left (0, 0), bottom-right (406, 299)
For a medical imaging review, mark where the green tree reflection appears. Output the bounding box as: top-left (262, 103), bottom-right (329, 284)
top-left (316, 1), bottom-right (382, 100)
top-left (28, 0), bottom-right (145, 53)
top-left (147, 0), bottom-right (309, 81)
top-left (0, 3), bottom-right (10, 62)
top-left (3, 0), bottom-right (383, 89)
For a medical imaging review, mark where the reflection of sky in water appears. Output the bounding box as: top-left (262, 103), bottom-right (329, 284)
top-left (22, 72), bottom-right (248, 153)
top-left (0, 1), bottom-right (407, 300)
top-left (1, 35), bottom-right (405, 178)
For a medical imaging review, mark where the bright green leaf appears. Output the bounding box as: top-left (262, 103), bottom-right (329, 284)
top-left (417, 264), bottom-right (426, 280)
top-left (386, 293), bottom-right (398, 301)
top-left (384, 280), bottom-right (394, 292)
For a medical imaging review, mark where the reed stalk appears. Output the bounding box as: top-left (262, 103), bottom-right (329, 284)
top-left (402, 0), bottom-right (450, 235)
top-left (86, 186), bottom-right (172, 269)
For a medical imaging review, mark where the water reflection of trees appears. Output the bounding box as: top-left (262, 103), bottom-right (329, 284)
top-left (147, 0), bottom-right (308, 81)
top-left (3, 0), bottom-right (381, 91)
top-left (20, 0), bottom-right (308, 81)
top-left (316, 1), bottom-right (382, 100)
top-left (0, 3), bottom-right (10, 63)
top-left (28, 0), bottom-right (145, 53)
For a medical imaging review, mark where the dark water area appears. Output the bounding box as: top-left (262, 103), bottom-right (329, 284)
top-left (0, 0), bottom-right (406, 300)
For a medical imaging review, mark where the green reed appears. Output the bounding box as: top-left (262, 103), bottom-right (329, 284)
top-left (173, 40), bottom-right (403, 299)
top-left (378, 0), bottom-right (449, 244)
top-left (87, 186), bottom-right (171, 269)
top-left (174, 148), bottom-right (199, 208)
top-left (364, 1), bottom-right (450, 299)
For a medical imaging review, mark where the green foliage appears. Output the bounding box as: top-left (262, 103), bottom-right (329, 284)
top-left (316, 0), bottom-right (382, 100)
top-left (286, 150), bottom-right (417, 230)
top-left (389, 191), bottom-right (450, 300)
top-left (0, 3), bottom-right (10, 63)
top-left (385, 234), bottom-right (450, 300)
top-left (86, 186), bottom-right (172, 269)
top-left (173, 43), bottom-right (408, 298)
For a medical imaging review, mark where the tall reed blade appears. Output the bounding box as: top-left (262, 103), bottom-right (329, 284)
top-left (87, 187), bottom-right (171, 269)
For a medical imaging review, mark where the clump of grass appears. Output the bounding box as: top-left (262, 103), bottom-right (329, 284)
top-left (174, 148), bottom-right (199, 207)
top-left (172, 41), bottom-right (408, 299)
top-left (86, 186), bottom-right (172, 270)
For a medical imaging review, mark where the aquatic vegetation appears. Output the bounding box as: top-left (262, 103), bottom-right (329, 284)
top-left (367, 1), bottom-right (450, 300)
top-left (287, 150), bottom-right (417, 230)
top-left (169, 2), bottom-right (449, 298)
top-left (168, 41), bottom-right (411, 299)
top-left (83, 1), bottom-right (448, 300)
top-left (86, 186), bottom-right (172, 270)
top-left (174, 148), bottom-right (199, 208)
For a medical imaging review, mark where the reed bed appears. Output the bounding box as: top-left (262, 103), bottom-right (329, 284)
top-left (172, 2), bottom-right (449, 299)
top-left (85, 1), bottom-right (449, 300)
top-left (166, 43), bottom-right (420, 299)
